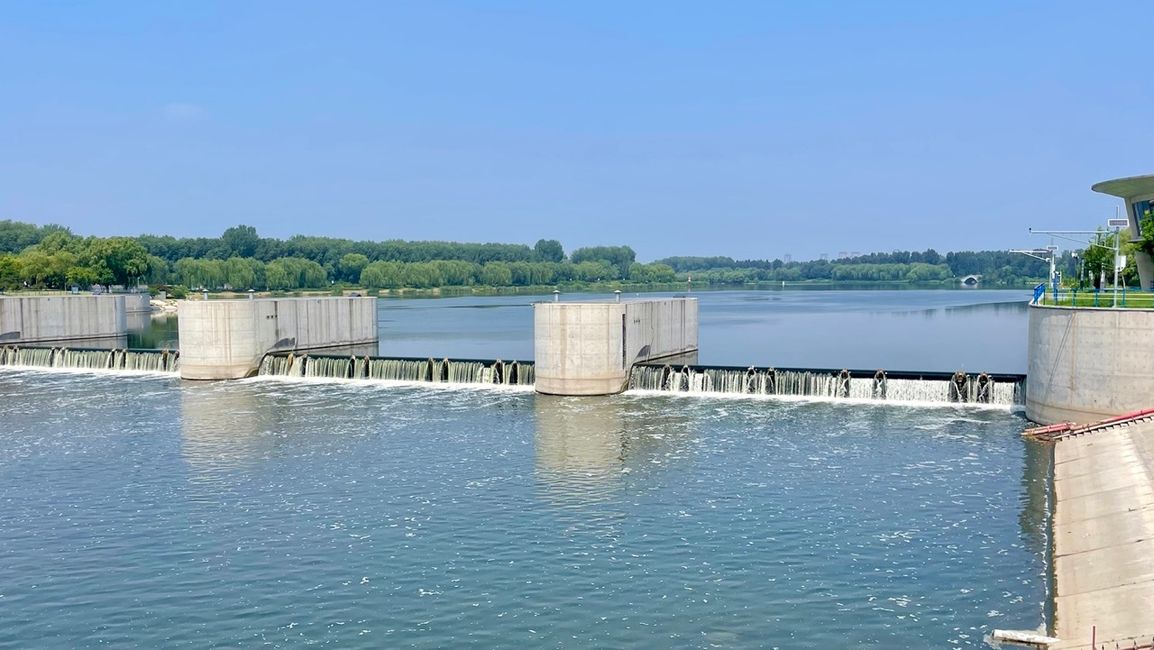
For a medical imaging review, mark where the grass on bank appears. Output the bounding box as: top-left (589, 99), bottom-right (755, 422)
top-left (1040, 288), bottom-right (1154, 309)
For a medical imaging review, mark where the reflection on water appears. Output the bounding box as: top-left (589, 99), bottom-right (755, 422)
top-left (534, 395), bottom-right (696, 508)
top-left (126, 311), bottom-right (150, 333)
top-left (534, 396), bottom-right (626, 505)
top-left (128, 312), bottom-right (179, 349)
top-left (943, 300), bottom-right (1029, 316)
top-left (179, 381), bottom-right (286, 475)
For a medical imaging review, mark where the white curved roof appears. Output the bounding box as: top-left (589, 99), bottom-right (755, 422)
top-left (1092, 174), bottom-right (1154, 199)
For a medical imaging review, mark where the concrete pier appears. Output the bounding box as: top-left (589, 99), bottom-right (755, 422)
top-left (533, 297), bottom-right (697, 395)
top-left (178, 297), bottom-right (378, 380)
top-left (0, 295), bottom-right (127, 344)
top-left (1051, 419), bottom-right (1154, 648)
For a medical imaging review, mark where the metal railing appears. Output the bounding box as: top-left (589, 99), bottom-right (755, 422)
top-left (1031, 283), bottom-right (1153, 309)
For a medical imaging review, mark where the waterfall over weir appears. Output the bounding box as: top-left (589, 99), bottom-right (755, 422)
top-left (0, 346), bottom-right (180, 373)
top-left (629, 364), bottom-right (1024, 407)
top-left (258, 353), bottom-right (535, 387)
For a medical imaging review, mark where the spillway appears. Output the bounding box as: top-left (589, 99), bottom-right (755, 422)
top-left (628, 364), bottom-right (1024, 407)
top-left (0, 344), bottom-right (1023, 408)
top-left (0, 345), bottom-right (180, 373)
top-left (257, 353), bottom-right (535, 387)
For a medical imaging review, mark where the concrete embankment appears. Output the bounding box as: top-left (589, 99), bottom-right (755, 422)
top-left (1051, 418), bottom-right (1154, 649)
top-left (1027, 304), bottom-right (1154, 425)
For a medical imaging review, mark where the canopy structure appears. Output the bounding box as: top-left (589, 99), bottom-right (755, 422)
top-left (1091, 174), bottom-right (1154, 199)
top-left (1092, 174), bottom-right (1154, 291)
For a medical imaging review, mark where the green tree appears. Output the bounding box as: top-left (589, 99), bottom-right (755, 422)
top-left (338, 253), bottom-right (370, 283)
top-left (221, 225), bottom-right (261, 258)
top-left (571, 246), bottom-right (635, 277)
top-left (0, 254), bottom-right (21, 289)
top-left (533, 239), bottom-right (565, 263)
top-left (224, 257), bottom-right (258, 290)
top-left (480, 261), bottom-right (512, 286)
top-left (66, 266), bottom-right (104, 288)
top-left (83, 237), bottom-right (151, 286)
top-left (1070, 233), bottom-right (1136, 289)
top-left (360, 261), bottom-right (404, 289)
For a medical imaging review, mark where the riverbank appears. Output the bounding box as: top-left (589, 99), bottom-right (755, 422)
top-left (1051, 418), bottom-right (1154, 648)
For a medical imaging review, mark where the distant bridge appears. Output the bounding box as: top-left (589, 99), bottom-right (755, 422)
top-left (960, 274), bottom-right (982, 286)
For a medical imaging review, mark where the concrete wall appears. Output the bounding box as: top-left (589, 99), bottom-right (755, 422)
top-left (121, 293), bottom-right (151, 313)
top-left (1026, 304), bottom-right (1154, 424)
top-left (178, 297), bottom-right (378, 380)
top-left (534, 297), bottom-right (698, 395)
top-left (0, 295), bottom-right (127, 344)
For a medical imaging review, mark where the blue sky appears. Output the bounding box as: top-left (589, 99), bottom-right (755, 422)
top-left (1, 1), bottom-right (1151, 261)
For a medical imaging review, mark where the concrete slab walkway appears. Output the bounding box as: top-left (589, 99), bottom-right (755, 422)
top-left (1052, 419), bottom-right (1154, 649)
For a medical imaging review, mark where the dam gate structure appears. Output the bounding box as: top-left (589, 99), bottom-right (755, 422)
top-left (177, 297), bottom-right (378, 380)
top-left (0, 292), bottom-right (1028, 409)
top-left (0, 295), bottom-right (134, 346)
top-left (533, 297), bottom-right (698, 396)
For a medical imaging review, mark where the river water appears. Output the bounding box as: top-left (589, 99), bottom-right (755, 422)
top-left (2, 289), bottom-right (1047, 648)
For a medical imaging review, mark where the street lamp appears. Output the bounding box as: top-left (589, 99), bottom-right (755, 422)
top-left (1029, 222), bottom-right (1127, 308)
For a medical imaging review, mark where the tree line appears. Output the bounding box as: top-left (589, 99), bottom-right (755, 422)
top-left (657, 249), bottom-right (1052, 286)
top-left (0, 219), bottom-right (1061, 292)
top-left (0, 221), bottom-right (675, 291)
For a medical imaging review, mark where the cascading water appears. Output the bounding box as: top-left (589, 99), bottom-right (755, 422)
top-left (258, 353), bottom-right (535, 387)
top-left (1, 344), bottom-right (1019, 406)
top-left (628, 364), bottom-right (1023, 407)
top-left (0, 346), bottom-right (180, 373)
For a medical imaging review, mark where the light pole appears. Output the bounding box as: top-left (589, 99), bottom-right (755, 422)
top-left (1029, 222), bottom-right (1128, 308)
top-left (1011, 246), bottom-right (1058, 301)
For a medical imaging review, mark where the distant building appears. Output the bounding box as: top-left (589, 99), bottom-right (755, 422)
top-left (1092, 174), bottom-right (1154, 290)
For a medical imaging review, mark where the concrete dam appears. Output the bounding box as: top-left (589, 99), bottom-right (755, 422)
top-left (0, 294), bottom-right (1027, 407)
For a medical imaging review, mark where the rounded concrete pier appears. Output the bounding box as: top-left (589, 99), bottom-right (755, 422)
top-left (533, 297), bottom-right (698, 396)
top-left (1026, 304), bottom-right (1154, 424)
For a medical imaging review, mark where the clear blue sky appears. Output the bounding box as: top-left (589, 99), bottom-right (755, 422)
top-left (1, 1), bottom-right (1150, 261)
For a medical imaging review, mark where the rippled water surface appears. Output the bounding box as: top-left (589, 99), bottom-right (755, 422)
top-left (374, 289), bottom-right (1031, 372)
top-left (133, 288), bottom-right (1031, 372)
top-left (0, 369), bottom-right (1048, 648)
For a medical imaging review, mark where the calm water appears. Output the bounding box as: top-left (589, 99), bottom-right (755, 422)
top-left (3, 289), bottom-right (1046, 647)
top-left (375, 289), bottom-right (1030, 372)
top-left (130, 288), bottom-right (1030, 372)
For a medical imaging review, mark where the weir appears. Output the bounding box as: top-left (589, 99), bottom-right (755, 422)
top-left (0, 343), bottom-right (1024, 407)
top-left (0, 345), bottom-right (180, 373)
top-left (630, 363), bottom-right (1025, 406)
top-left (257, 352), bottom-right (535, 387)
top-left (0, 294), bottom-right (1027, 410)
